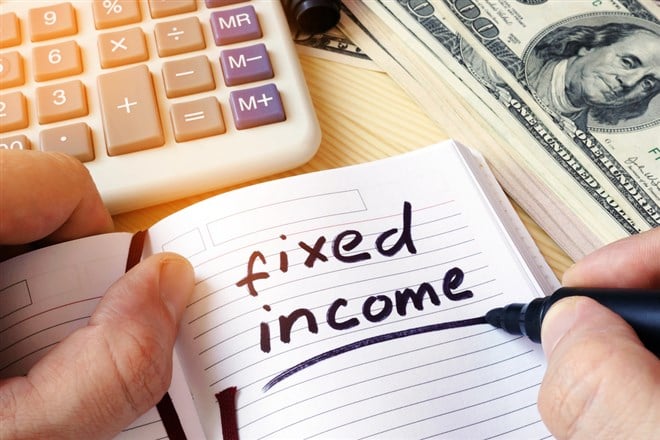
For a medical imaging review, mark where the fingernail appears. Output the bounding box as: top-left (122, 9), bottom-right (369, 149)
top-left (159, 256), bottom-right (194, 324)
top-left (540, 296), bottom-right (580, 356)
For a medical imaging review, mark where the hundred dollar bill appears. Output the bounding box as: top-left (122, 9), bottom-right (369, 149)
top-left (434, 0), bottom-right (659, 226)
top-left (290, 13), bottom-right (380, 71)
top-left (341, 1), bottom-right (657, 257)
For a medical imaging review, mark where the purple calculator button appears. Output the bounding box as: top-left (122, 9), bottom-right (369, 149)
top-left (220, 43), bottom-right (273, 86)
top-left (229, 84), bottom-right (286, 129)
top-left (210, 5), bottom-right (262, 46)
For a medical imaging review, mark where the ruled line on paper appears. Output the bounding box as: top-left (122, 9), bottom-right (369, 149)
top-left (480, 418), bottom-right (547, 440)
top-left (206, 190), bottom-right (368, 248)
top-left (0, 298), bottom-right (98, 373)
top-left (261, 365), bottom-right (543, 439)
top-left (0, 315), bottom-right (90, 354)
top-left (242, 338), bottom-right (531, 429)
top-left (364, 399), bottom-right (542, 440)
top-left (0, 295), bottom-right (101, 334)
top-left (261, 316), bottom-right (490, 392)
top-left (237, 327), bottom-right (505, 411)
top-left (0, 280), bottom-right (32, 320)
top-left (0, 341), bottom-right (59, 373)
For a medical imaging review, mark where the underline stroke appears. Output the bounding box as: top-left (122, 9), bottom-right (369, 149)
top-left (263, 316), bottom-right (488, 392)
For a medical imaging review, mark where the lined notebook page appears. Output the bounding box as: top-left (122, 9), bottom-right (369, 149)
top-left (146, 141), bottom-right (557, 439)
top-left (0, 232), bottom-right (170, 440)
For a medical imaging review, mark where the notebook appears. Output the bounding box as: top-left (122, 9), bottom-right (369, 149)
top-left (0, 140), bottom-right (559, 439)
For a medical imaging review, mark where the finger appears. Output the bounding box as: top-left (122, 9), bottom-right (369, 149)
top-left (0, 253), bottom-right (194, 439)
top-left (0, 149), bottom-right (113, 246)
top-left (539, 296), bottom-right (660, 439)
top-left (562, 227), bottom-right (660, 289)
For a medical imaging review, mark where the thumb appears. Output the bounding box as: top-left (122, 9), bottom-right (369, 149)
top-left (0, 253), bottom-right (194, 440)
top-left (538, 296), bottom-right (660, 439)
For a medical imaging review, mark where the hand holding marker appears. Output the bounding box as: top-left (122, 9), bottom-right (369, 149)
top-left (486, 287), bottom-right (660, 356)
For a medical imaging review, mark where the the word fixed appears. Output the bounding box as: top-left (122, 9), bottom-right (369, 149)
top-left (236, 201), bottom-right (417, 297)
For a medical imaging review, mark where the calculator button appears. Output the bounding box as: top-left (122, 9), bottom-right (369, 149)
top-left (162, 55), bottom-right (215, 98)
top-left (170, 97), bottom-right (225, 142)
top-left (36, 80), bottom-right (88, 124)
top-left (92, 0), bottom-right (142, 30)
top-left (148, 0), bottom-right (197, 19)
top-left (98, 27), bottom-right (149, 69)
top-left (0, 13), bottom-right (22, 48)
top-left (0, 52), bottom-right (25, 89)
top-left (97, 65), bottom-right (164, 156)
top-left (0, 91), bottom-right (28, 133)
top-left (229, 83), bottom-right (285, 130)
top-left (154, 17), bottom-right (205, 58)
top-left (220, 43), bottom-right (273, 86)
top-left (32, 40), bottom-right (83, 82)
top-left (28, 3), bottom-right (77, 42)
top-left (0, 134), bottom-right (31, 150)
top-left (39, 122), bottom-right (94, 162)
top-left (210, 5), bottom-right (262, 46)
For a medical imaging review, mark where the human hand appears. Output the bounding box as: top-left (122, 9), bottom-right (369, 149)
top-left (0, 150), bottom-right (195, 439)
top-left (538, 227), bottom-right (660, 439)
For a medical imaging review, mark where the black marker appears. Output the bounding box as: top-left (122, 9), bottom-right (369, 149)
top-left (485, 287), bottom-right (660, 357)
top-left (282, 0), bottom-right (341, 34)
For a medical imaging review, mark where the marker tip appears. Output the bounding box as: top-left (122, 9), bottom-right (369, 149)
top-left (484, 307), bottom-right (505, 328)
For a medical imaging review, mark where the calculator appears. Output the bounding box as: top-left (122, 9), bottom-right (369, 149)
top-left (0, 0), bottom-right (321, 213)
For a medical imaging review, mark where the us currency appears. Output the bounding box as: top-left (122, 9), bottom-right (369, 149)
top-left (430, 0), bottom-right (659, 227)
top-left (341, 1), bottom-right (657, 258)
top-left (290, 15), bottom-right (380, 71)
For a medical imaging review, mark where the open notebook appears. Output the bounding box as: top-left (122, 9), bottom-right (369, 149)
top-left (0, 140), bottom-right (559, 439)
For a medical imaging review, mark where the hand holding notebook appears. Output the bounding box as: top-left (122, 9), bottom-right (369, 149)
top-left (3, 143), bottom-right (658, 439)
top-left (0, 149), bottom-right (195, 439)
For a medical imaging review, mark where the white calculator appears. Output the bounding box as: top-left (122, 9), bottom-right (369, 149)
top-left (0, 0), bottom-right (321, 213)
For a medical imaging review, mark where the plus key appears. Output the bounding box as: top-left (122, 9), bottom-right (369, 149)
top-left (97, 65), bottom-right (164, 155)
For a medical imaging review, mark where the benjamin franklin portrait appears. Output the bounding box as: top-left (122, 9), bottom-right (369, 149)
top-left (525, 20), bottom-right (660, 132)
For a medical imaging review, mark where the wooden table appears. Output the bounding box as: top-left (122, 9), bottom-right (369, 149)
top-left (113, 55), bottom-right (574, 279)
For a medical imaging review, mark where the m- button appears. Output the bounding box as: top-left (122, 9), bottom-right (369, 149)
top-left (220, 43), bottom-right (273, 86)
